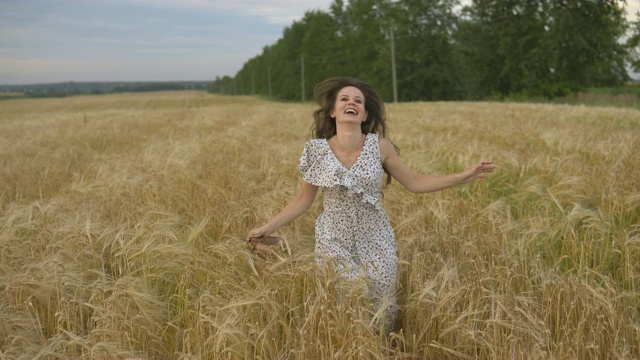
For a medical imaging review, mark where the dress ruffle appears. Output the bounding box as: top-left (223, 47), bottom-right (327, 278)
top-left (299, 136), bottom-right (383, 210)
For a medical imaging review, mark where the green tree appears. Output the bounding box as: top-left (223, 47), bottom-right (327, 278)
top-left (330, 0), bottom-right (395, 100)
top-left (300, 11), bottom-right (342, 100)
top-left (456, 0), bottom-right (630, 98)
top-left (222, 0), bottom-right (633, 101)
top-left (394, 0), bottom-right (462, 100)
top-left (628, 13), bottom-right (640, 75)
top-left (544, 0), bottom-right (629, 92)
top-left (209, 75), bottom-right (235, 95)
top-left (456, 0), bottom-right (551, 98)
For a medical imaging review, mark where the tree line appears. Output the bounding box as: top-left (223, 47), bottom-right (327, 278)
top-left (1, 81), bottom-right (212, 98)
top-left (210, 0), bottom-right (640, 102)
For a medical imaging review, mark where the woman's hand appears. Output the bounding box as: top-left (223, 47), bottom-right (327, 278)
top-left (244, 181), bottom-right (318, 243)
top-left (245, 225), bottom-right (272, 243)
top-left (459, 161), bottom-right (495, 184)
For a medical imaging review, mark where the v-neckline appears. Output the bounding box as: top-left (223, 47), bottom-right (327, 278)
top-left (326, 133), bottom-right (369, 171)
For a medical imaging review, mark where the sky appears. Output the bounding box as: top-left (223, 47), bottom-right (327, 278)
top-left (0, 0), bottom-right (335, 85)
top-left (1, 0), bottom-right (638, 85)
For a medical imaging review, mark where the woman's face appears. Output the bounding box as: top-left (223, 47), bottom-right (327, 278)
top-left (330, 86), bottom-right (368, 124)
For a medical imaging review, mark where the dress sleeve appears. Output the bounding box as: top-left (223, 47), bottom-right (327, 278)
top-left (299, 141), bottom-right (313, 175)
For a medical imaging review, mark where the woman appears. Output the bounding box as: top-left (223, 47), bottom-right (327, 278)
top-left (246, 77), bottom-right (494, 333)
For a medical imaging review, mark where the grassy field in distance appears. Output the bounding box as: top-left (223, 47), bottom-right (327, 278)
top-left (0, 91), bottom-right (639, 359)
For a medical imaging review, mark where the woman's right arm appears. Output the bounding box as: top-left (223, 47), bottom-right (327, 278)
top-left (245, 181), bottom-right (318, 241)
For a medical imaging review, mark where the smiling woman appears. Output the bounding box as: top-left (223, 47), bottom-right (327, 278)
top-left (245, 76), bottom-right (495, 335)
top-left (2, 89), bottom-right (639, 358)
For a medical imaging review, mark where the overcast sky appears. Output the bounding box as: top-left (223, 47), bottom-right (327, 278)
top-left (1, 0), bottom-right (638, 85)
top-left (0, 0), bottom-right (335, 85)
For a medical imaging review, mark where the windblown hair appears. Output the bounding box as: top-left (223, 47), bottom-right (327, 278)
top-left (311, 77), bottom-right (388, 139)
top-left (310, 77), bottom-right (398, 185)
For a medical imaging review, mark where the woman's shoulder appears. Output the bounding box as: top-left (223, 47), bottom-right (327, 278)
top-left (299, 138), bottom-right (330, 173)
top-left (377, 135), bottom-right (392, 148)
top-left (377, 135), bottom-right (398, 161)
top-left (301, 138), bottom-right (328, 156)
top-left (303, 138), bottom-right (327, 149)
top-left (306, 137), bottom-right (326, 144)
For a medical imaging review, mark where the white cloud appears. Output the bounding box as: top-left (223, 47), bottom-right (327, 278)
top-left (627, 1), bottom-right (640, 21)
top-left (126, 0), bottom-right (335, 24)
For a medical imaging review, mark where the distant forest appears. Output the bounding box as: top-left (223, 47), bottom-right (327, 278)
top-left (211, 0), bottom-right (640, 102)
top-left (0, 81), bottom-right (211, 98)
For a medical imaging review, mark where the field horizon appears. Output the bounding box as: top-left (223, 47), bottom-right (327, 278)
top-left (1, 91), bottom-right (639, 359)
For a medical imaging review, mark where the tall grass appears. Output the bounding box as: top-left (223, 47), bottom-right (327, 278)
top-left (557, 92), bottom-right (640, 109)
top-left (1, 91), bottom-right (639, 359)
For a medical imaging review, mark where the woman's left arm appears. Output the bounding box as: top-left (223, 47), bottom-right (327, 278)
top-left (379, 137), bottom-right (494, 194)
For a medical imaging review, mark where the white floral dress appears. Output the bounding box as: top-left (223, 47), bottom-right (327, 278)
top-left (299, 133), bottom-right (398, 331)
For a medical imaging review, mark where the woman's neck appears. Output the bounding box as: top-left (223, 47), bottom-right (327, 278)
top-left (332, 126), bottom-right (365, 150)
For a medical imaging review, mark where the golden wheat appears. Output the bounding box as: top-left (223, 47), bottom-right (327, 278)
top-left (0, 91), bottom-right (639, 359)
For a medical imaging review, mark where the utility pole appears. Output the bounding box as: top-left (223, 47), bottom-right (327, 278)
top-left (390, 27), bottom-right (398, 103)
top-left (301, 54), bottom-right (305, 102)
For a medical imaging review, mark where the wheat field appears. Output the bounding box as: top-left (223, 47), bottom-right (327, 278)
top-left (0, 91), bottom-right (639, 359)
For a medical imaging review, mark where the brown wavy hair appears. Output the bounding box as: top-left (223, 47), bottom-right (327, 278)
top-left (310, 77), bottom-right (398, 185)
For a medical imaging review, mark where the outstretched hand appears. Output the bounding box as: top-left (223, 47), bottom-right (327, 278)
top-left (245, 226), bottom-right (271, 243)
top-left (460, 161), bottom-right (495, 184)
